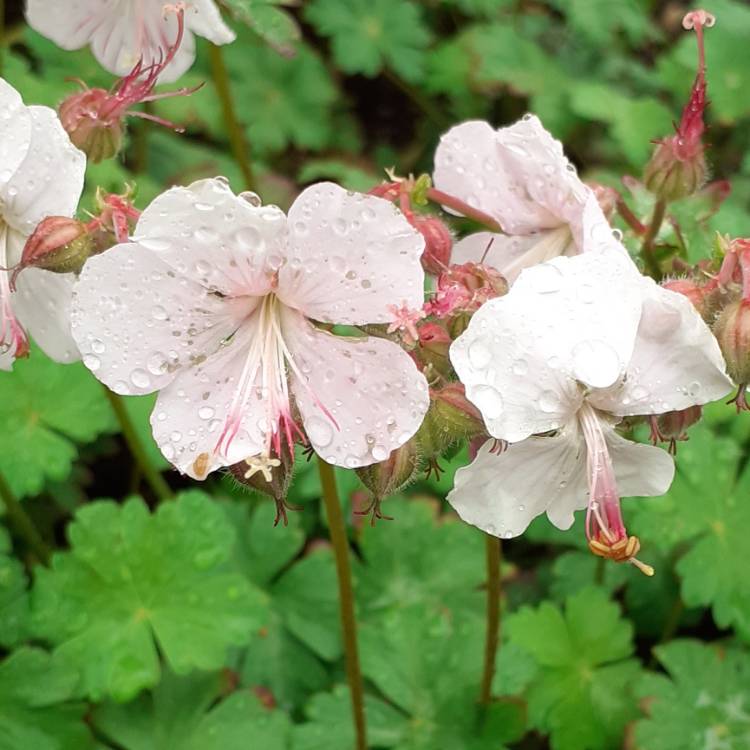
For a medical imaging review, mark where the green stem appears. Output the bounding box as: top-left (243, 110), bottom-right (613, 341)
top-left (0, 471), bottom-right (50, 565)
top-left (0, 0), bottom-right (5, 77)
top-left (641, 198), bottom-right (667, 278)
top-left (382, 68), bottom-right (451, 130)
top-left (208, 44), bottom-right (255, 191)
top-left (426, 188), bottom-right (504, 233)
top-left (102, 386), bottom-right (174, 502)
top-left (318, 458), bottom-right (367, 750)
top-left (479, 535), bottom-right (502, 705)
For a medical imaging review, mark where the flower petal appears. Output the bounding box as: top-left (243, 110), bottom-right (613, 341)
top-left (186, 0), bottom-right (236, 44)
top-left (450, 251), bottom-right (642, 441)
top-left (451, 227), bottom-right (577, 284)
top-left (0, 106), bottom-right (85, 235)
top-left (133, 178), bottom-right (285, 297)
top-left (606, 428), bottom-right (675, 498)
top-left (448, 427), bottom-right (587, 537)
top-left (0, 79), bottom-right (32, 187)
top-left (71, 241), bottom-right (252, 395)
top-left (150, 322), bottom-right (267, 479)
top-left (588, 280), bottom-right (733, 416)
top-left (278, 182), bottom-right (425, 325)
top-left (282, 310), bottom-right (429, 467)
top-left (433, 118), bottom-right (588, 235)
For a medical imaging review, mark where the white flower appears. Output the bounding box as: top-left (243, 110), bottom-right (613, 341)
top-left (71, 178), bottom-right (430, 479)
top-left (25, 0), bottom-right (235, 84)
top-left (433, 115), bottom-right (612, 283)
top-left (448, 249), bottom-right (732, 571)
top-left (0, 78), bottom-right (86, 370)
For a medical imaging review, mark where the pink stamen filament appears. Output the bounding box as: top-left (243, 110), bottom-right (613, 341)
top-left (214, 295), bottom-right (338, 461)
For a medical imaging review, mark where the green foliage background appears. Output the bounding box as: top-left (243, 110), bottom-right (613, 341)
top-left (2, 1), bottom-right (750, 748)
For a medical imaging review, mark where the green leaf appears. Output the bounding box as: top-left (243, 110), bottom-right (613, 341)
top-left (292, 684), bottom-right (407, 749)
top-left (635, 640), bottom-right (750, 750)
top-left (360, 606), bottom-right (525, 748)
top-left (0, 351), bottom-right (117, 497)
top-left (297, 159), bottom-right (380, 193)
top-left (506, 587), bottom-right (642, 750)
top-left (0, 528), bottom-right (29, 648)
top-left (0, 647), bottom-right (94, 750)
top-left (630, 422), bottom-right (750, 638)
top-left (224, 29), bottom-right (338, 154)
top-left (549, 550), bottom-right (629, 602)
top-left (94, 669), bottom-right (291, 750)
top-left (31, 491), bottom-right (269, 701)
top-left (220, 0), bottom-right (301, 55)
top-left (356, 497), bottom-right (485, 616)
top-left (304, 0), bottom-right (432, 82)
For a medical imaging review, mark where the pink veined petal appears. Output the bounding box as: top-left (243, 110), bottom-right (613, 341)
top-left (0, 79), bottom-right (32, 187)
top-left (150, 321), bottom-right (269, 479)
top-left (451, 228), bottom-right (577, 284)
top-left (133, 178), bottom-right (285, 298)
top-left (587, 280), bottom-right (733, 417)
top-left (281, 308), bottom-right (429, 468)
top-left (450, 251), bottom-right (642, 442)
top-left (0, 106), bottom-right (85, 236)
top-left (71, 241), bottom-right (254, 395)
top-left (278, 182), bottom-right (425, 325)
top-left (24, 0), bottom-right (109, 51)
top-left (448, 426), bottom-right (587, 538)
top-left (9, 223), bottom-right (78, 363)
top-left (494, 115), bottom-right (589, 232)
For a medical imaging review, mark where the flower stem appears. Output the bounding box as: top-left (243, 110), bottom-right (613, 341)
top-left (0, 0), bottom-right (5, 77)
top-left (382, 68), bottom-right (451, 130)
top-left (641, 198), bottom-right (667, 278)
top-left (318, 458), bottom-right (367, 750)
top-left (208, 43), bottom-right (255, 191)
top-left (479, 535), bottom-right (502, 705)
top-left (426, 188), bottom-right (504, 233)
top-left (102, 386), bottom-right (175, 502)
top-left (0, 470), bottom-right (50, 565)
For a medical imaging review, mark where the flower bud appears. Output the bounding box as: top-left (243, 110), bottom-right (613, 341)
top-left (355, 438), bottom-right (420, 501)
top-left (412, 215), bottom-right (453, 275)
top-left (60, 89), bottom-right (124, 163)
top-left (662, 277), bottom-right (712, 319)
top-left (713, 298), bottom-right (750, 387)
top-left (430, 383), bottom-right (486, 440)
top-left (650, 405), bottom-right (702, 453)
top-left (643, 143), bottom-right (708, 202)
top-left (416, 322), bottom-right (452, 378)
top-left (228, 449), bottom-right (296, 525)
top-left (12, 216), bottom-right (93, 289)
top-left (588, 182), bottom-right (618, 219)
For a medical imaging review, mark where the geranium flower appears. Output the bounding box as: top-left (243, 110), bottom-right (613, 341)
top-left (433, 115), bottom-right (610, 283)
top-left (71, 178), bottom-right (430, 479)
top-left (25, 0), bottom-right (235, 83)
top-left (448, 249), bottom-right (731, 572)
top-left (0, 78), bottom-right (86, 370)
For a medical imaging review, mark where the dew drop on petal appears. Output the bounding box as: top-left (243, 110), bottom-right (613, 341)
top-left (306, 416), bottom-right (334, 448)
top-left (539, 389), bottom-right (559, 413)
top-left (83, 354), bottom-right (100, 371)
top-left (198, 406), bottom-right (215, 420)
top-left (471, 384), bottom-right (504, 419)
top-left (468, 338), bottom-right (492, 369)
top-left (571, 340), bottom-right (621, 389)
top-left (371, 444), bottom-right (389, 461)
top-left (530, 263), bottom-right (563, 294)
top-left (130, 368), bottom-right (151, 389)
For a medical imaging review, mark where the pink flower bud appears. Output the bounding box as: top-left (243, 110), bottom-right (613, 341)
top-left (59, 89), bottom-right (125, 163)
top-left (713, 299), bottom-right (750, 406)
top-left (417, 321), bottom-right (452, 376)
top-left (12, 216), bottom-right (92, 289)
top-left (662, 277), bottom-right (711, 318)
top-left (587, 182), bottom-right (619, 219)
top-left (431, 382), bottom-right (485, 439)
top-left (650, 405), bottom-right (702, 453)
top-left (411, 215), bottom-right (453, 275)
top-left (355, 438), bottom-right (420, 513)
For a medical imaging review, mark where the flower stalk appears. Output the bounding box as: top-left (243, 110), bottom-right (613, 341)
top-left (318, 458), bottom-right (367, 750)
top-left (479, 535), bottom-right (502, 706)
top-left (0, 470), bottom-right (50, 565)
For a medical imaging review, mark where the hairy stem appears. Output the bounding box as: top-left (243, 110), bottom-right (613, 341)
top-left (641, 198), bottom-right (667, 278)
top-left (426, 188), bottom-right (504, 233)
top-left (318, 458), bottom-right (367, 750)
top-left (479, 535), bottom-right (502, 705)
top-left (102, 386), bottom-right (174, 502)
top-left (0, 471), bottom-right (50, 565)
top-left (208, 44), bottom-right (255, 191)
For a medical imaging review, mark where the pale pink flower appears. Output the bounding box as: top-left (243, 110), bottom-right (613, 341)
top-left (433, 115), bottom-right (614, 283)
top-left (25, 0), bottom-right (235, 84)
top-left (72, 178), bottom-right (429, 478)
top-left (448, 249), bottom-right (731, 572)
top-left (0, 78), bottom-right (86, 370)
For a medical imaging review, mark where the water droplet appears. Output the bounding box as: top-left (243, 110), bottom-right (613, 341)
top-left (471, 384), bottom-right (504, 419)
top-left (239, 191), bottom-right (262, 207)
top-left (139, 237), bottom-right (171, 252)
top-left (146, 353), bottom-right (168, 376)
top-left (571, 340), bottom-right (621, 389)
top-left (530, 263), bottom-right (563, 294)
top-left (83, 354), bottom-right (100, 371)
top-left (511, 358), bottom-right (528, 376)
top-left (306, 416), bottom-right (334, 448)
top-left (130, 369), bottom-right (150, 388)
top-left (152, 305), bottom-right (168, 321)
top-left (198, 406), bottom-right (215, 420)
top-left (372, 444), bottom-right (389, 461)
top-left (539, 389), bottom-right (559, 413)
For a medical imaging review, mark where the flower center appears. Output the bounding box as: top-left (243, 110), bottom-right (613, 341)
top-left (214, 294), bottom-right (336, 461)
top-left (0, 222), bottom-right (29, 361)
top-left (577, 402), bottom-right (653, 576)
